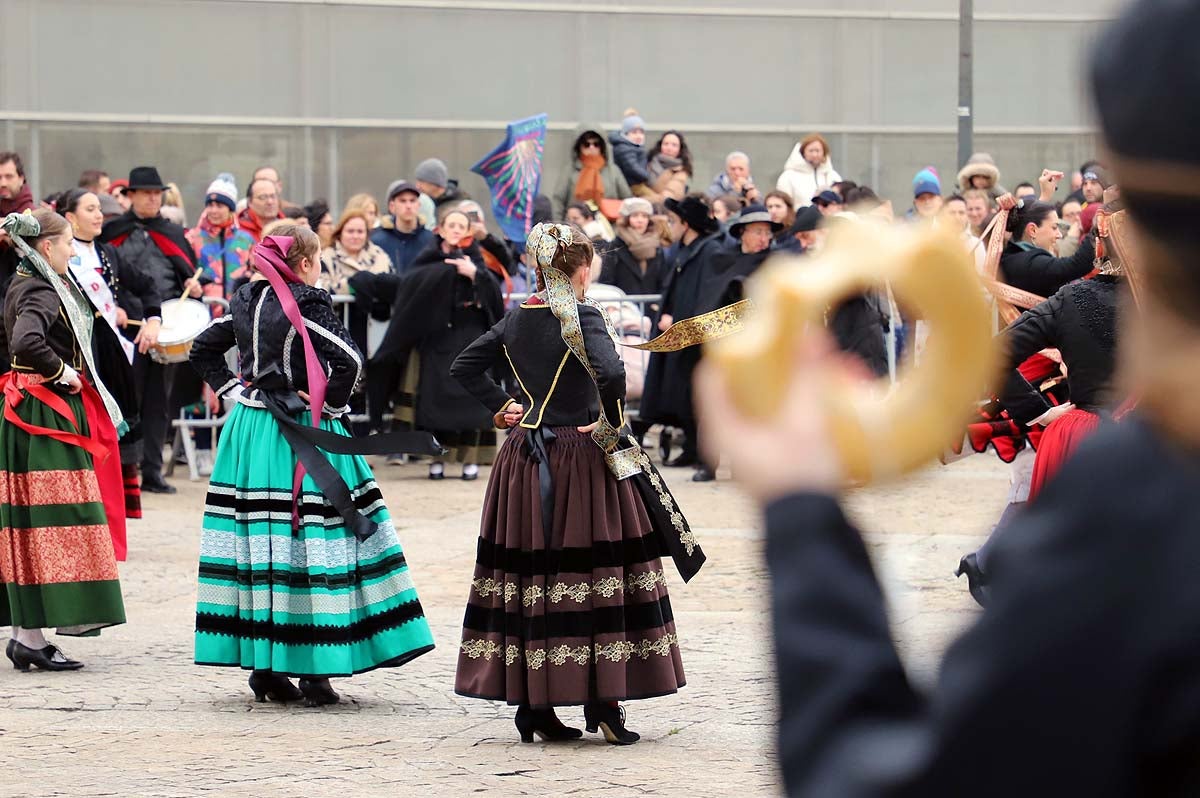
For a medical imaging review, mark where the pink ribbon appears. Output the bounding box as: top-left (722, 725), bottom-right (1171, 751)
top-left (251, 235), bottom-right (329, 527)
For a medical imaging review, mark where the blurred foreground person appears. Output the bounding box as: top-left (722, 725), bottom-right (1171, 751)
top-left (695, 3), bottom-right (1200, 792)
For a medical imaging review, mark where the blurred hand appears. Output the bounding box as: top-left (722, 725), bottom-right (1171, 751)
top-left (134, 318), bottom-right (161, 354)
top-left (1031, 401), bottom-right (1075, 428)
top-left (116, 307), bottom-right (128, 327)
top-left (694, 332), bottom-right (844, 503)
top-left (996, 193), bottom-right (1018, 211)
top-left (1103, 185), bottom-right (1121, 205)
top-left (186, 278), bottom-right (202, 298)
top-left (657, 313), bottom-right (673, 332)
top-left (577, 420), bottom-right (600, 434)
top-left (447, 257), bottom-right (477, 280)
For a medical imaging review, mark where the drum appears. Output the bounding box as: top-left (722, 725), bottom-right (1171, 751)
top-left (151, 298), bottom-right (211, 364)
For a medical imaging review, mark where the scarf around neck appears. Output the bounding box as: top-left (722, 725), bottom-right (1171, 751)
top-left (617, 225), bottom-right (660, 263)
top-left (574, 153), bottom-right (606, 204)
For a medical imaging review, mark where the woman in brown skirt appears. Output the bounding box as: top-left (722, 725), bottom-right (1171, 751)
top-left (450, 223), bottom-right (705, 745)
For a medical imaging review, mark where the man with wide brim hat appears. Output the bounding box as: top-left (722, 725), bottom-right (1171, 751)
top-left (727, 203), bottom-right (784, 239)
top-left (100, 165), bottom-right (200, 495)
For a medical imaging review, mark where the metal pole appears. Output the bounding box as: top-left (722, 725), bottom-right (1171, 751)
top-left (957, 0), bottom-right (974, 168)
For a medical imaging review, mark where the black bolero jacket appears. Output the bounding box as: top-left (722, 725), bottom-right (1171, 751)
top-left (999, 236), bottom-right (1096, 300)
top-left (1, 265), bottom-right (85, 380)
top-left (999, 275), bottom-right (1122, 424)
top-left (189, 280), bottom-right (363, 412)
top-left (451, 301), bottom-right (626, 429)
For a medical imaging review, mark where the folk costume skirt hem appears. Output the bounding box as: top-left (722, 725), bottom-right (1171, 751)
top-left (1029, 408), bottom-right (1101, 502)
top-left (0, 378), bottom-right (125, 633)
top-left (455, 425), bottom-right (686, 708)
top-left (194, 404), bottom-right (435, 678)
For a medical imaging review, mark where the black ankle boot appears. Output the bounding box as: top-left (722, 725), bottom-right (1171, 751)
top-left (583, 701), bottom-right (640, 745)
top-left (298, 678), bottom-right (340, 707)
top-left (514, 704), bottom-right (583, 742)
top-left (955, 553), bottom-right (990, 607)
top-left (248, 670), bottom-right (303, 703)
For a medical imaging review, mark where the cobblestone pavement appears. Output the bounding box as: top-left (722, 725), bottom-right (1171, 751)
top-left (2, 451), bottom-right (1009, 797)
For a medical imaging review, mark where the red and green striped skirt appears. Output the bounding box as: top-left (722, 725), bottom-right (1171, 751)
top-left (0, 375), bottom-right (125, 634)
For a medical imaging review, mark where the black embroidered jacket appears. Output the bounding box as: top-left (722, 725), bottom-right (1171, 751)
top-left (451, 301), bottom-right (626, 429)
top-left (189, 280), bottom-right (363, 413)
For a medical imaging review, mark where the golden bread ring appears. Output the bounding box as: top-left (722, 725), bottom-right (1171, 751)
top-left (706, 219), bottom-right (1000, 483)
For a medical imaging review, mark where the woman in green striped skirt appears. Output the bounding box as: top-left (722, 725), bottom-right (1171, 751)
top-left (1, 209), bottom-right (127, 672)
top-left (188, 225), bottom-right (434, 706)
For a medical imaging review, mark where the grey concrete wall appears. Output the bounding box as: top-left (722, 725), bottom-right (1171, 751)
top-left (1, 0), bottom-right (1120, 222)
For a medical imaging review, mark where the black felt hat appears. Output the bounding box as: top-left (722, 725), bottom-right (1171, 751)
top-left (126, 166), bottom-right (167, 191)
top-left (664, 195), bottom-right (718, 236)
top-left (788, 205), bottom-right (824, 234)
top-left (728, 204), bottom-right (784, 238)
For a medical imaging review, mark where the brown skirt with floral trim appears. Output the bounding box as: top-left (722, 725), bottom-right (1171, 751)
top-left (455, 425), bottom-right (685, 707)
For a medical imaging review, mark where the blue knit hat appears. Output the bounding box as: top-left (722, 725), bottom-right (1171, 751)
top-left (621, 108), bottom-right (646, 136)
top-left (912, 166), bottom-right (941, 198)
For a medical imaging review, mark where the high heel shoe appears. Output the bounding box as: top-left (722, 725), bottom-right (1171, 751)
top-left (8, 641), bottom-right (84, 672)
top-left (955, 552), bottom-right (990, 607)
top-left (248, 670), bottom-right (304, 703)
top-left (298, 678), bottom-right (340, 707)
top-left (514, 704), bottom-right (583, 743)
top-left (584, 701), bottom-right (640, 745)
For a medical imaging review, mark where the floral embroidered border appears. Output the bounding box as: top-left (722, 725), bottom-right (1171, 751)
top-left (459, 632), bottom-right (680, 668)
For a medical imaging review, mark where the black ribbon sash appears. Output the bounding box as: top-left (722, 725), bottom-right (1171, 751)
top-left (254, 365), bottom-right (446, 541)
top-left (525, 425), bottom-right (705, 583)
top-left (524, 426), bottom-right (558, 550)
top-left (622, 434), bottom-right (706, 583)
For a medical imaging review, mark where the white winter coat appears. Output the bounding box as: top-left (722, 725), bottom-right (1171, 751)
top-left (775, 143), bottom-right (842, 208)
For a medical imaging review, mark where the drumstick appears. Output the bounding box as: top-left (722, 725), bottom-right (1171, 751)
top-left (179, 267), bottom-right (203, 303)
top-left (125, 319), bottom-right (145, 327)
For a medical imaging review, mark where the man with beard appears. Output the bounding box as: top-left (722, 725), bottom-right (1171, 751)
top-left (0, 151), bottom-right (35, 305)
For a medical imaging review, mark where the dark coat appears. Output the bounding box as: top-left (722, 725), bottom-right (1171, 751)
top-left (353, 238), bottom-right (503, 432)
top-left (829, 295), bottom-right (890, 378)
top-left (638, 233), bottom-right (723, 426)
top-left (609, 132), bottom-right (651, 187)
top-left (999, 275), bottom-right (1122, 424)
top-left (767, 418), bottom-right (1200, 796)
top-left (189, 281), bottom-right (363, 411)
top-left (370, 216), bottom-right (434, 275)
top-left (96, 240), bottom-right (163, 328)
top-left (1000, 236), bottom-right (1096, 300)
top-left (452, 301), bottom-right (624, 429)
top-left (599, 238), bottom-right (666, 298)
top-left (695, 245), bottom-right (770, 314)
top-left (100, 211), bottom-right (199, 303)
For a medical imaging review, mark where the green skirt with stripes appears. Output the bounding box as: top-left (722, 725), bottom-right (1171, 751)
top-left (194, 403), bottom-right (434, 677)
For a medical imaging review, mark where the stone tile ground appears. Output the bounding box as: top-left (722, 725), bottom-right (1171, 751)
top-left (2, 453), bottom-right (1008, 797)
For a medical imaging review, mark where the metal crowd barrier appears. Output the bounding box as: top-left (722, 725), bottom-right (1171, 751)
top-left (168, 291), bottom-right (665, 479)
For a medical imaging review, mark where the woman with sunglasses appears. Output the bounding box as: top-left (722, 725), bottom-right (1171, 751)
top-left (554, 125), bottom-right (632, 219)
